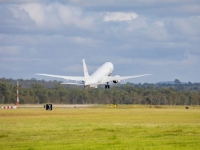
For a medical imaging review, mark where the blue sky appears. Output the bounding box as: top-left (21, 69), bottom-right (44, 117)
top-left (0, 0), bottom-right (200, 83)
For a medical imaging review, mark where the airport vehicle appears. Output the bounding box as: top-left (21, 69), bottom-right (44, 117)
top-left (36, 59), bottom-right (152, 89)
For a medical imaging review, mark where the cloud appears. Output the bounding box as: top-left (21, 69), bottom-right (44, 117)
top-left (126, 17), bottom-right (169, 41)
top-left (104, 12), bottom-right (138, 22)
top-left (0, 2), bottom-right (96, 31)
top-left (12, 3), bottom-right (95, 30)
top-left (19, 3), bottom-right (45, 27)
top-left (58, 4), bottom-right (95, 30)
top-left (0, 1), bottom-right (200, 82)
top-left (172, 17), bottom-right (200, 36)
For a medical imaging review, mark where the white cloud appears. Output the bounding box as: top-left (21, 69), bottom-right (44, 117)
top-left (9, 5), bottom-right (29, 21)
top-left (146, 21), bottom-right (169, 41)
top-left (166, 16), bottom-right (200, 37)
top-left (58, 5), bottom-right (81, 25)
top-left (0, 1), bottom-right (200, 82)
top-left (14, 3), bottom-right (96, 30)
top-left (58, 5), bottom-right (95, 30)
top-left (126, 17), bottom-right (169, 41)
top-left (104, 12), bottom-right (138, 22)
top-left (173, 19), bottom-right (196, 36)
top-left (127, 17), bottom-right (147, 31)
top-left (20, 3), bottom-right (45, 27)
top-left (152, 21), bottom-right (165, 27)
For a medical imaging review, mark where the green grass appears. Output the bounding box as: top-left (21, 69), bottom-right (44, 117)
top-left (0, 105), bottom-right (200, 150)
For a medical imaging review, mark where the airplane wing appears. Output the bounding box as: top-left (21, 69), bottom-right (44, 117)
top-left (35, 73), bottom-right (85, 81)
top-left (102, 74), bottom-right (152, 83)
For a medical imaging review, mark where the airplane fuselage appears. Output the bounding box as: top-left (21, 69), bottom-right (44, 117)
top-left (85, 62), bottom-right (114, 88)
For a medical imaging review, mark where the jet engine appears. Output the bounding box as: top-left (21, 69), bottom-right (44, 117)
top-left (113, 75), bottom-right (120, 83)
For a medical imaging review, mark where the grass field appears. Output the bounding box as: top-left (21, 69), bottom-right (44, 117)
top-left (0, 105), bottom-right (200, 150)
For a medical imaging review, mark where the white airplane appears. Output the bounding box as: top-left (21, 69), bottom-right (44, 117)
top-left (36, 59), bottom-right (152, 89)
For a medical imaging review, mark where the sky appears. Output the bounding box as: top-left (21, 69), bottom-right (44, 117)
top-left (0, 0), bottom-right (200, 83)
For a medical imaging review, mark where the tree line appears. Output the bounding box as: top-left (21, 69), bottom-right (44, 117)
top-left (0, 78), bottom-right (200, 105)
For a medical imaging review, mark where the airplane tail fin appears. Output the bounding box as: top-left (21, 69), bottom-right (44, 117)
top-left (83, 59), bottom-right (90, 82)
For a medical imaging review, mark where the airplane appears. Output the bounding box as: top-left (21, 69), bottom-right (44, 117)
top-left (36, 59), bottom-right (152, 89)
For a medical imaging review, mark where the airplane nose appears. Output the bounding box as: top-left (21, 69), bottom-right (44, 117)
top-left (110, 63), bottom-right (114, 70)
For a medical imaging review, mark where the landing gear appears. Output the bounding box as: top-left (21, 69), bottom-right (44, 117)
top-left (105, 83), bottom-right (110, 89)
top-left (105, 85), bottom-right (110, 89)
